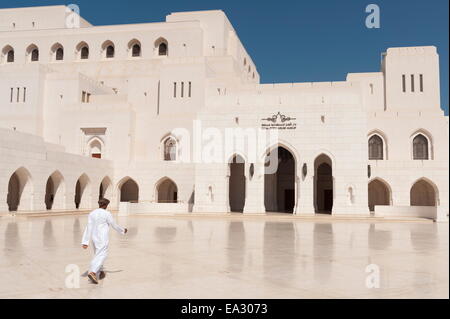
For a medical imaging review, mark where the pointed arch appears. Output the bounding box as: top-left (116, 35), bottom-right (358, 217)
top-left (76, 41), bottom-right (89, 60)
top-left (314, 153), bottom-right (334, 214)
top-left (117, 177), bottom-right (139, 203)
top-left (50, 43), bottom-right (64, 61)
top-left (155, 177), bottom-right (178, 203)
top-left (7, 167), bottom-right (33, 211)
top-left (161, 135), bottom-right (178, 161)
top-left (45, 170), bottom-right (65, 210)
top-left (368, 177), bottom-right (392, 212)
top-left (75, 173), bottom-right (91, 210)
top-left (411, 129), bottom-right (433, 160)
top-left (410, 177), bottom-right (439, 207)
top-left (128, 39), bottom-right (142, 57)
top-left (87, 136), bottom-right (105, 159)
top-left (102, 40), bottom-right (115, 59)
top-left (368, 130), bottom-right (388, 160)
top-left (264, 145), bottom-right (297, 213)
top-left (154, 37), bottom-right (168, 56)
top-left (26, 44), bottom-right (39, 62)
top-left (99, 176), bottom-right (113, 200)
top-left (2, 45), bottom-right (14, 63)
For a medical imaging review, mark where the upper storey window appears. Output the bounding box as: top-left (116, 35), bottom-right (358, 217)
top-left (31, 49), bottom-right (39, 62)
top-left (413, 134), bottom-right (429, 160)
top-left (76, 42), bottom-right (89, 60)
top-left (128, 39), bottom-right (141, 58)
top-left (51, 43), bottom-right (64, 61)
top-left (155, 38), bottom-right (168, 56)
top-left (132, 44), bottom-right (141, 57)
top-left (102, 41), bottom-right (115, 59)
top-left (163, 137), bottom-right (177, 161)
top-left (81, 47), bottom-right (89, 60)
top-left (26, 44), bottom-right (39, 62)
top-left (2, 46), bottom-right (14, 63)
top-left (368, 135), bottom-right (384, 160)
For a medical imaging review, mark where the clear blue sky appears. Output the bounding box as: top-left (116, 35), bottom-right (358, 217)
top-left (2, 0), bottom-right (448, 114)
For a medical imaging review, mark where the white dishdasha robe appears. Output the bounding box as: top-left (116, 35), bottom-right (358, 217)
top-left (81, 208), bottom-right (126, 274)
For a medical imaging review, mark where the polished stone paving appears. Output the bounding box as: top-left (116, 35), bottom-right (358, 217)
top-left (0, 214), bottom-right (448, 299)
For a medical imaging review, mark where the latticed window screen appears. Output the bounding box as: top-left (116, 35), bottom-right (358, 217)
top-left (164, 138), bottom-right (177, 161)
top-left (413, 134), bottom-right (429, 160)
top-left (368, 135), bottom-right (383, 160)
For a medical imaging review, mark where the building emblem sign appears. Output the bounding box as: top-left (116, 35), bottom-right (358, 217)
top-left (261, 112), bottom-right (297, 130)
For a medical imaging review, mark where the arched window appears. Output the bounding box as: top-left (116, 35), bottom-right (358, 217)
top-left (56, 47), bottom-right (64, 61)
top-left (132, 44), bottom-right (141, 57)
top-left (159, 43), bottom-right (167, 56)
top-left (368, 135), bottom-right (384, 160)
top-left (81, 46), bottom-right (89, 59)
top-left (155, 38), bottom-right (168, 56)
top-left (106, 45), bottom-right (114, 58)
top-left (31, 49), bottom-right (39, 62)
top-left (413, 134), bottom-right (429, 160)
top-left (26, 44), bottom-right (39, 62)
top-left (102, 41), bottom-right (115, 59)
top-left (7, 49), bottom-right (14, 63)
top-left (163, 137), bottom-right (177, 161)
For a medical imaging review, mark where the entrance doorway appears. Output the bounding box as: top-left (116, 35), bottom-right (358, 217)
top-left (264, 146), bottom-right (296, 213)
top-left (229, 155), bottom-right (246, 212)
top-left (314, 154), bottom-right (333, 214)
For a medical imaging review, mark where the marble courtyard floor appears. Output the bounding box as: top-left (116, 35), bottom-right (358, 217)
top-left (0, 213), bottom-right (448, 299)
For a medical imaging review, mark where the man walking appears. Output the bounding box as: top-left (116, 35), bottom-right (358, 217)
top-left (82, 198), bottom-right (127, 284)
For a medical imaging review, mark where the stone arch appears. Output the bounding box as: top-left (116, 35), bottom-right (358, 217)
top-left (264, 144), bottom-right (297, 213)
top-left (229, 154), bottom-right (246, 212)
top-left (75, 174), bottom-right (91, 210)
top-left (314, 154), bottom-right (334, 214)
top-left (101, 40), bottom-right (115, 58)
top-left (368, 130), bottom-right (388, 160)
top-left (45, 170), bottom-right (65, 210)
top-left (410, 129), bottom-right (433, 160)
top-left (161, 135), bottom-right (178, 161)
top-left (117, 177), bottom-right (139, 203)
top-left (368, 178), bottom-right (392, 212)
top-left (128, 39), bottom-right (141, 57)
top-left (87, 136), bottom-right (105, 159)
top-left (2, 45), bottom-right (14, 63)
top-left (99, 176), bottom-right (113, 200)
top-left (7, 167), bottom-right (33, 212)
top-left (155, 177), bottom-right (178, 203)
top-left (154, 37), bottom-right (168, 56)
top-left (50, 43), bottom-right (64, 61)
top-left (410, 178), bottom-right (438, 207)
top-left (26, 44), bottom-right (39, 62)
top-left (76, 41), bottom-right (89, 60)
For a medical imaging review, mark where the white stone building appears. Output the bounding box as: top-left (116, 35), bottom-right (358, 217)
top-left (0, 5), bottom-right (448, 221)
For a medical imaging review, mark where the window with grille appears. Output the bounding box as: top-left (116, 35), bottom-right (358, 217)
top-left (413, 134), bottom-right (429, 160)
top-left (368, 135), bottom-right (384, 160)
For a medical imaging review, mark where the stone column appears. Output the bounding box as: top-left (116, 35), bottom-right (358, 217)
top-left (244, 163), bottom-right (266, 214)
top-left (297, 164), bottom-right (315, 215)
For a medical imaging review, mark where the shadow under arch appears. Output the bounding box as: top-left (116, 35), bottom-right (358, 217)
top-left (410, 177), bottom-right (439, 207)
top-left (263, 144), bottom-right (297, 213)
top-left (154, 177), bottom-right (178, 203)
top-left (45, 170), bottom-right (65, 210)
top-left (7, 167), bottom-right (33, 212)
top-left (314, 153), bottom-right (334, 214)
top-left (117, 176), bottom-right (139, 203)
top-left (368, 177), bottom-right (393, 212)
